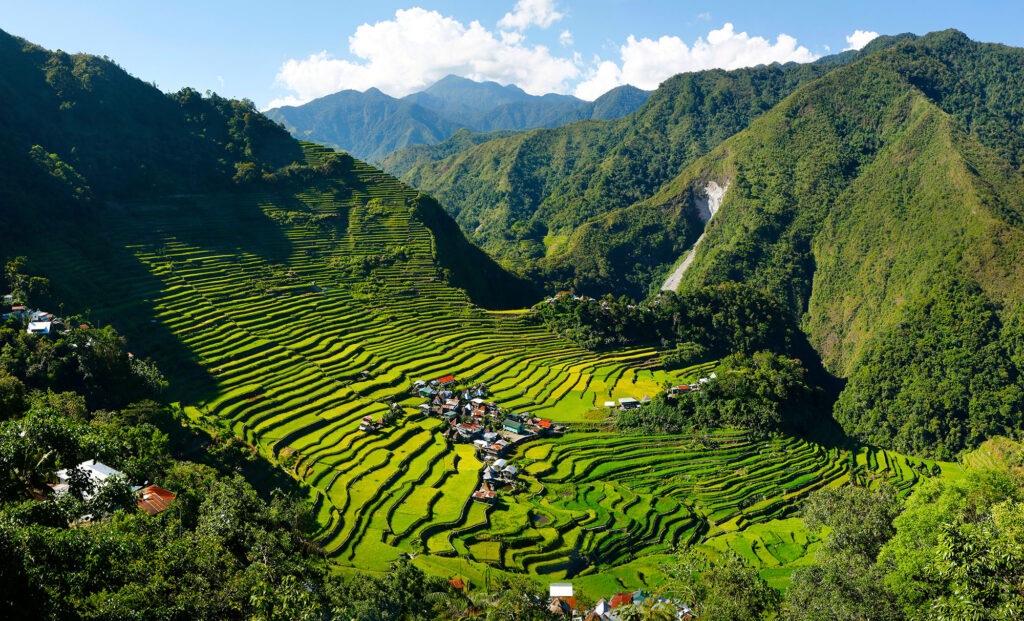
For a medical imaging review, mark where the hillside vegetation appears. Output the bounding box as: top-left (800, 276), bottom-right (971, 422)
top-left (0, 27), bottom-right (959, 604)
top-left (398, 36), bottom-right (910, 274)
top-left (630, 30), bottom-right (1024, 457)
top-left (5, 24), bottom-right (1024, 616)
top-left (265, 75), bottom-right (651, 162)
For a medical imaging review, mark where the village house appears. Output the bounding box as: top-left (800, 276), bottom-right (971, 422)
top-left (358, 415), bottom-right (382, 432)
top-left (3, 305), bottom-right (28, 321)
top-left (471, 488), bottom-right (496, 504)
top-left (502, 417), bottom-right (525, 434)
top-left (52, 459), bottom-right (139, 499)
top-left (26, 321), bottom-right (52, 335)
top-left (433, 374), bottom-right (456, 388)
top-left (136, 484), bottom-right (177, 515)
top-left (617, 397), bottom-right (641, 410)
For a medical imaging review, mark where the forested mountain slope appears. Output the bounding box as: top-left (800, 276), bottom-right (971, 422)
top-left (265, 75), bottom-right (651, 163)
top-left (629, 29), bottom-right (1024, 457)
top-left (0, 28), bottom-right (300, 215)
top-left (399, 36), bottom-right (912, 269)
top-left (377, 127), bottom-right (522, 178)
top-left (0, 28), bottom-right (533, 309)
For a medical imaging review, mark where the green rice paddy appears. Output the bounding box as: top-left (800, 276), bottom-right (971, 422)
top-left (28, 144), bottom-right (958, 597)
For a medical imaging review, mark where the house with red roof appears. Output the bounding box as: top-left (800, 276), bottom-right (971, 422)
top-left (137, 485), bottom-right (176, 515)
top-left (471, 488), bottom-right (496, 504)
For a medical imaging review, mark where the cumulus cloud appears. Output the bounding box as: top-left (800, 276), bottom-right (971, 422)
top-left (574, 23), bottom-right (818, 100)
top-left (559, 29), bottom-right (573, 46)
top-left (844, 29), bottom-right (879, 51)
top-left (268, 7), bottom-right (579, 108)
top-left (498, 0), bottom-right (564, 31)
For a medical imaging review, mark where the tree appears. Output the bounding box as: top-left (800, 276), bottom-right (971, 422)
top-left (878, 469), bottom-right (1024, 619)
top-left (785, 551), bottom-right (901, 620)
top-left (665, 550), bottom-right (779, 621)
top-left (783, 484), bottom-right (904, 619)
top-left (0, 374), bottom-right (26, 420)
top-left (927, 508), bottom-right (1024, 620)
top-left (484, 576), bottom-right (557, 621)
top-left (802, 484), bottom-right (904, 559)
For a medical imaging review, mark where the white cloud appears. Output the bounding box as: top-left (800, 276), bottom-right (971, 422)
top-left (696, 12), bottom-right (711, 21)
top-left (498, 0), bottom-right (564, 31)
top-left (559, 29), bottom-right (573, 46)
top-left (268, 7), bottom-right (579, 108)
top-left (574, 23), bottom-right (818, 100)
top-left (844, 29), bottom-right (879, 51)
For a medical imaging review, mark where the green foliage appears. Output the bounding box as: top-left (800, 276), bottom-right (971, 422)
top-left (834, 275), bottom-right (1024, 459)
top-left (0, 322), bottom-right (161, 410)
top-left (667, 550), bottom-right (780, 621)
top-left (531, 283), bottom-right (798, 356)
top-left (784, 551), bottom-right (902, 621)
top-left (617, 351), bottom-right (813, 436)
top-left (482, 575), bottom-right (557, 621)
top-left (0, 374), bottom-right (26, 420)
top-left (801, 484), bottom-right (905, 559)
top-left (0, 28), bottom-right (303, 213)
top-left (877, 468), bottom-right (1024, 619)
top-left (786, 461), bottom-right (1024, 620)
top-left (785, 485), bottom-right (905, 620)
top-left (5, 257), bottom-right (51, 308)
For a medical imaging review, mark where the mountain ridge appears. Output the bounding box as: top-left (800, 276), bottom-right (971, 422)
top-left (265, 75), bottom-right (652, 162)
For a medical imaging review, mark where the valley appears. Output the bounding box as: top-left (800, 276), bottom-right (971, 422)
top-left (12, 141), bottom-right (955, 598)
top-left (3, 17), bottom-right (1024, 618)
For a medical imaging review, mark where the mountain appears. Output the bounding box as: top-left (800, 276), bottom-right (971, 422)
top-left (0, 28), bottom-right (534, 310)
top-left (378, 127), bottom-right (523, 178)
top-left (397, 30), bottom-right (1024, 458)
top-left (594, 30), bottom-right (1024, 457)
top-left (264, 75), bottom-right (652, 162)
top-left (398, 35), bottom-right (912, 272)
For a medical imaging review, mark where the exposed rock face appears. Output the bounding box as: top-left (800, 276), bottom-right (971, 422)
top-left (661, 180), bottom-right (730, 291)
top-left (694, 180), bottom-right (729, 223)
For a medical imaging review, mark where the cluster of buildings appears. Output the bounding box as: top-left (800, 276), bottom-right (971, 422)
top-left (48, 459), bottom-right (176, 520)
top-left (667, 372), bottom-right (718, 397)
top-left (602, 396), bottom-right (652, 410)
top-left (542, 290), bottom-right (597, 304)
top-left (2, 297), bottom-right (62, 335)
top-left (548, 589), bottom-right (694, 620)
top-left (413, 375), bottom-right (562, 453)
top-left (411, 375), bottom-right (565, 507)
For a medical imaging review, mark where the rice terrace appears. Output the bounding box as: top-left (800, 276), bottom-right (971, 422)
top-left (22, 142), bottom-right (959, 599)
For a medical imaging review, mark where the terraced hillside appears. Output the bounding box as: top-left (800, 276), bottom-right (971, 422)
top-left (21, 143), bottom-right (959, 595)
top-left (453, 431), bottom-right (957, 594)
top-left (25, 145), bottom-right (683, 564)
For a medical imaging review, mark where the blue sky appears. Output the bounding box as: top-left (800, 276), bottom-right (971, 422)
top-left (2, 0), bottom-right (1023, 108)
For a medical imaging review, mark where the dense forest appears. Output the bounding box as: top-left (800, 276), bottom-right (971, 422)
top-left (398, 35), bottom-right (909, 277)
top-left (530, 284), bottom-right (799, 359)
